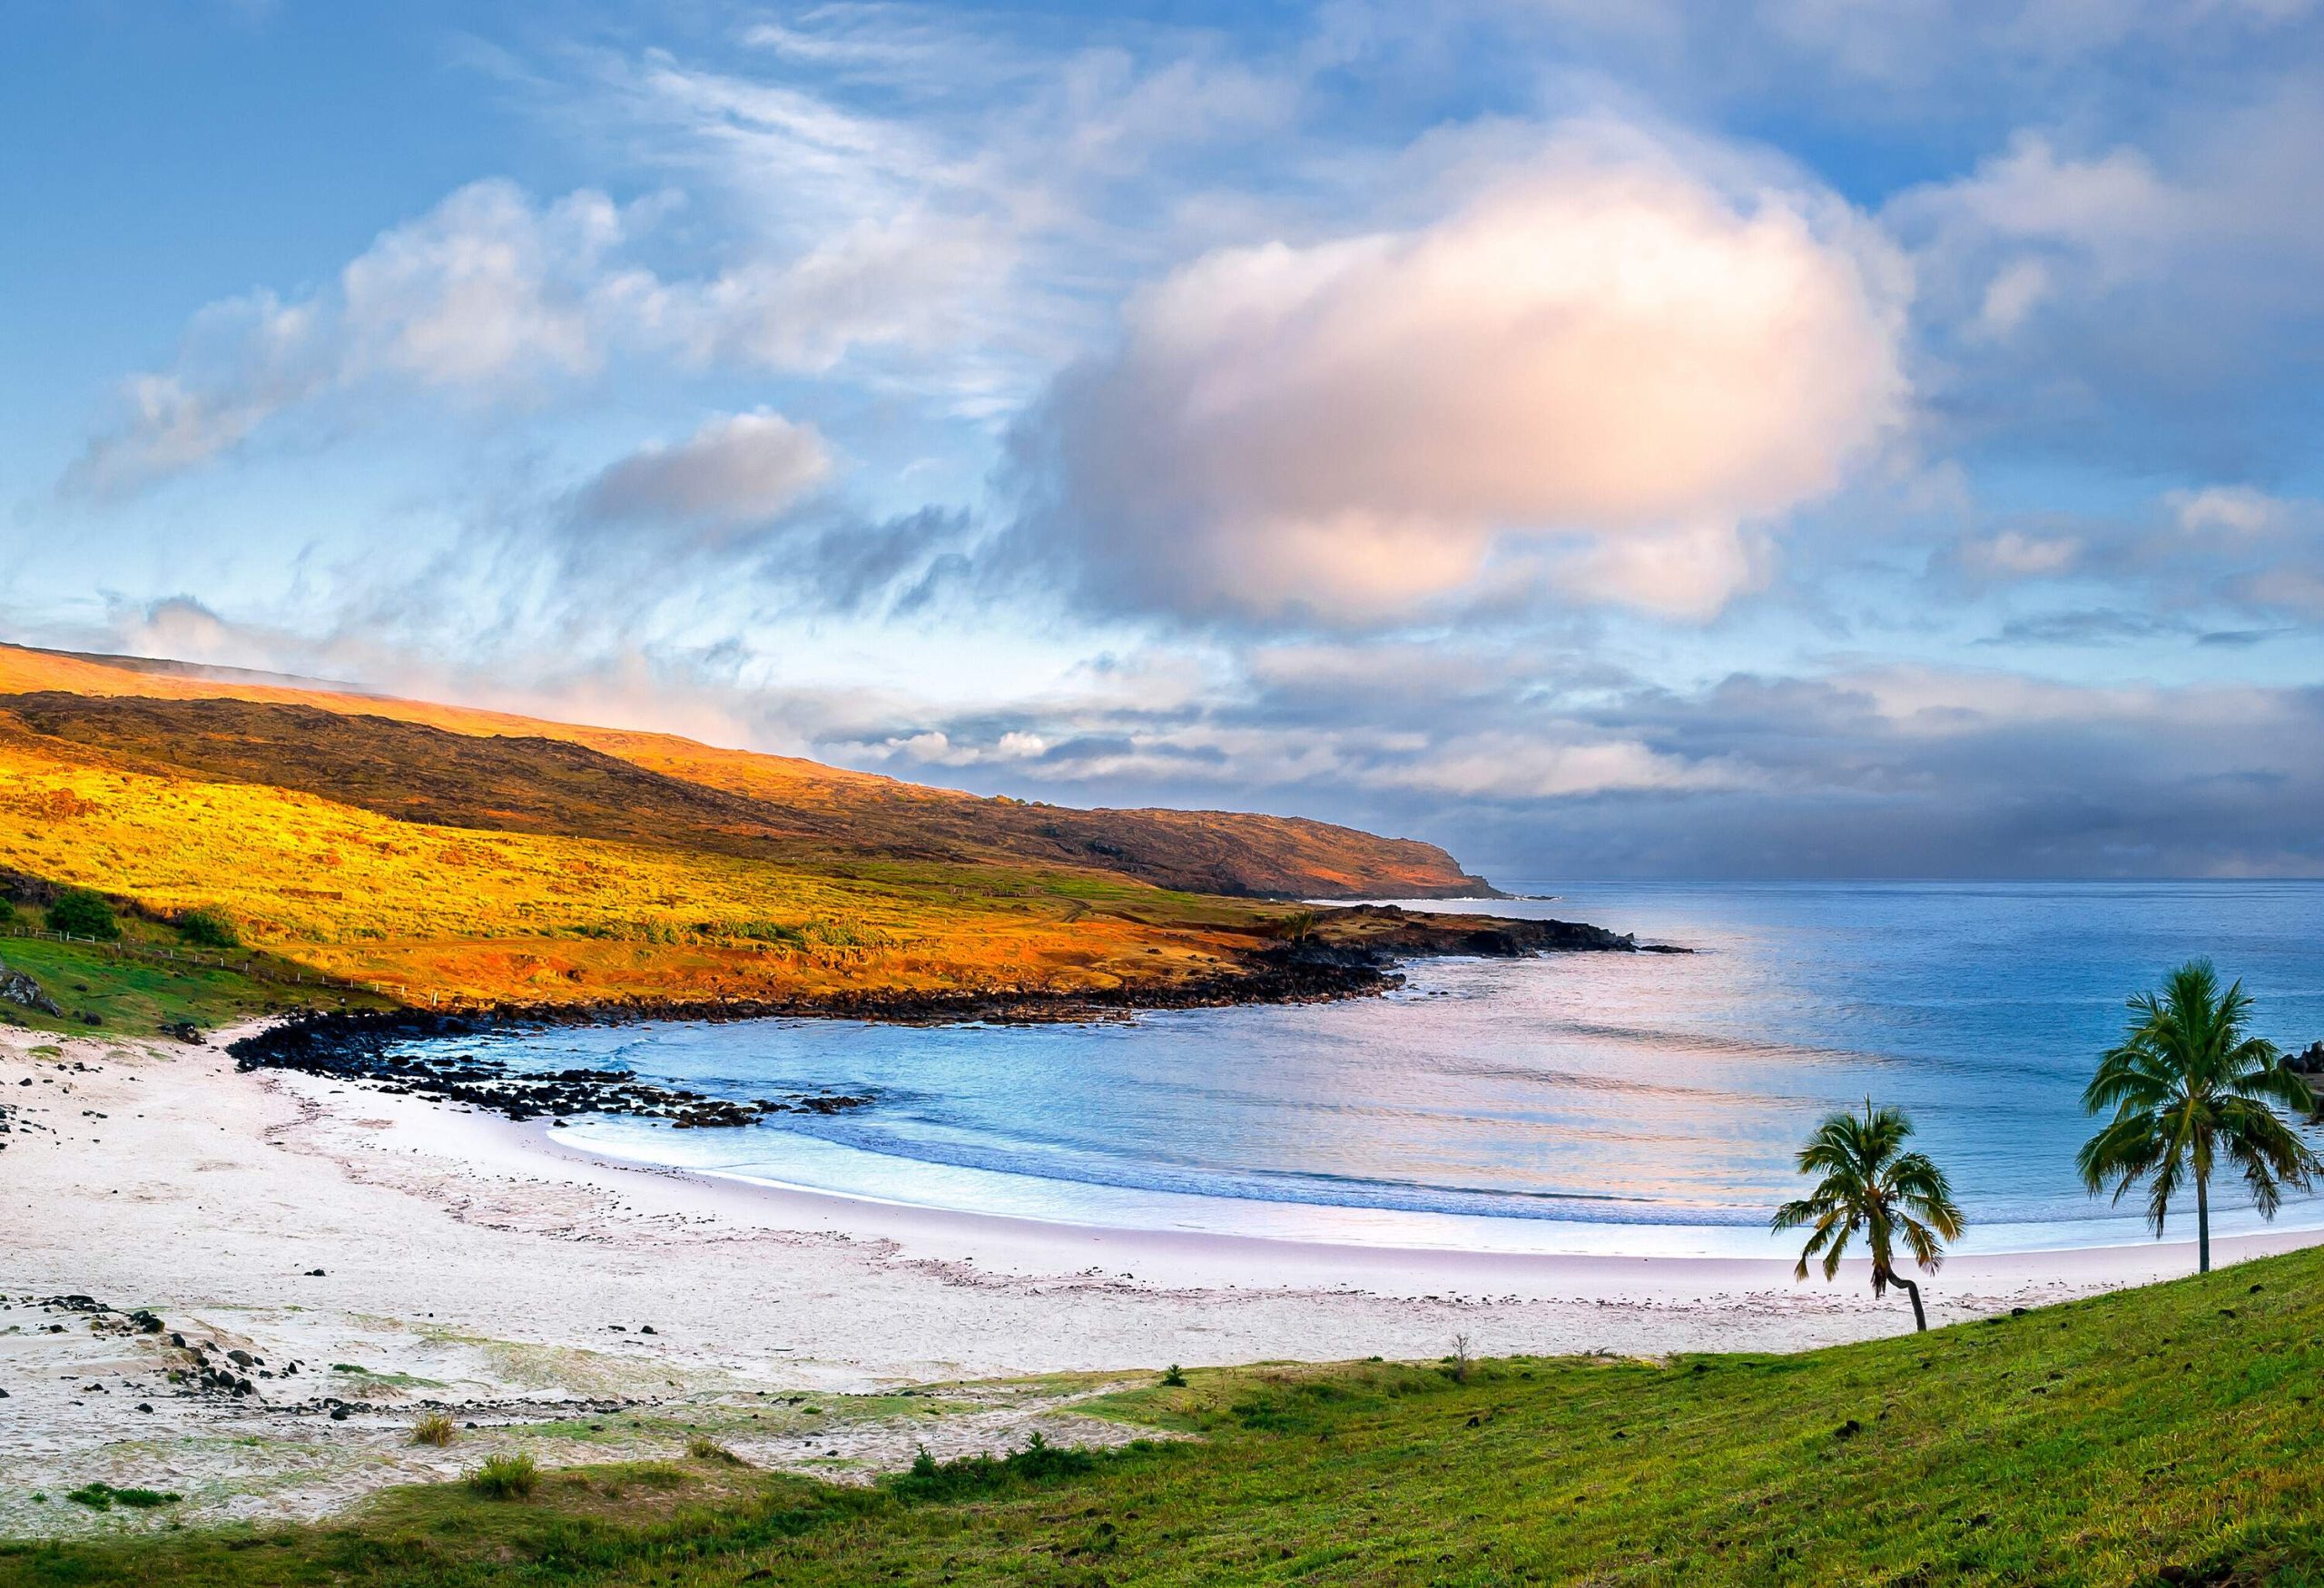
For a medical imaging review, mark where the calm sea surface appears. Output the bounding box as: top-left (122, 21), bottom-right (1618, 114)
top-left (389, 882), bottom-right (2324, 1258)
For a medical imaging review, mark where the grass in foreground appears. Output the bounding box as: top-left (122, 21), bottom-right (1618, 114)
top-left (0, 933), bottom-right (303, 1038)
top-left (11, 1247), bottom-right (2324, 1585)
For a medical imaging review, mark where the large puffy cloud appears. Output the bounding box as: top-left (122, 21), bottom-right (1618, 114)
top-left (1016, 124), bottom-right (1909, 623)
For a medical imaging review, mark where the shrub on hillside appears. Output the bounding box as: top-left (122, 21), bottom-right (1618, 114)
top-left (466, 1452), bottom-right (537, 1499)
top-left (176, 905), bottom-right (241, 949)
top-left (892, 1432), bottom-right (1098, 1502)
top-left (47, 888), bottom-right (119, 941)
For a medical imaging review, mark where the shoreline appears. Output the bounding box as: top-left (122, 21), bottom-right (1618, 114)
top-left (9, 1020), bottom-right (2324, 1534)
top-left (509, 1098), bottom-right (2324, 1289)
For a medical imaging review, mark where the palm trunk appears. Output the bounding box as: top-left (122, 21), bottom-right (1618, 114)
top-left (2196, 1169), bottom-right (2211, 1276)
top-left (1895, 1275), bottom-right (1927, 1332)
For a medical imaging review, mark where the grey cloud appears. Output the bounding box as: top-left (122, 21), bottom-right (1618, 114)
top-left (576, 410), bottom-right (833, 530)
top-left (751, 507), bottom-right (980, 616)
top-left (1888, 85), bottom-right (2324, 476)
top-left (828, 652), bottom-right (2324, 880)
top-left (1978, 610), bottom-right (2190, 647)
top-left (1926, 488), bottom-right (2324, 638)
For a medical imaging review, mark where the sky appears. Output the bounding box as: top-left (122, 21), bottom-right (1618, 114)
top-left (5, 0), bottom-right (2324, 881)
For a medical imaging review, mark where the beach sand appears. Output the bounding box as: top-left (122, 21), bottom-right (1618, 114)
top-left (6, 1021), bottom-right (2317, 1534)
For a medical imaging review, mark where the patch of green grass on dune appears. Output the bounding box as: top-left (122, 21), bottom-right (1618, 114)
top-left (0, 933), bottom-right (294, 1038)
top-left (11, 1247), bottom-right (2324, 1585)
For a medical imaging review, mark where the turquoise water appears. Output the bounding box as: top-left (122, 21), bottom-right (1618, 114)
top-left (392, 882), bottom-right (2324, 1257)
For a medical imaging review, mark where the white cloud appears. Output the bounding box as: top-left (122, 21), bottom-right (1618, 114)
top-left (1974, 256), bottom-right (2052, 339)
top-left (1890, 133), bottom-right (2186, 307)
top-left (2170, 485), bottom-right (2284, 537)
top-left (69, 182), bottom-right (650, 494)
top-left (1961, 528), bottom-right (2083, 577)
top-left (1370, 735), bottom-right (1756, 799)
top-left (338, 182), bottom-right (625, 386)
top-left (68, 172), bottom-right (1013, 494)
top-left (66, 293), bottom-right (327, 496)
top-left (1846, 665), bottom-right (2293, 735)
top-left (1023, 121), bottom-right (1910, 623)
top-left (579, 409), bottom-right (833, 527)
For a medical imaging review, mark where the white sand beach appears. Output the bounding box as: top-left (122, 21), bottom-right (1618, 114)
top-left (6, 1021), bottom-right (2318, 1534)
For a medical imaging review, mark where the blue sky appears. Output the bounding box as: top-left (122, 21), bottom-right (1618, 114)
top-left (6, 0), bottom-right (2324, 879)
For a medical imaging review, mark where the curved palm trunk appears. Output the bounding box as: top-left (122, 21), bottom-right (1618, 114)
top-left (2196, 1170), bottom-right (2211, 1275)
top-left (1895, 1275), bottom-right (1928, 1332)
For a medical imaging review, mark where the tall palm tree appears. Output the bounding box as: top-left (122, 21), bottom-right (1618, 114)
top-left (1773, 1100), bottom-right (1964, 1331)
top-left (2077, 960), bottom-right (2319, 1275)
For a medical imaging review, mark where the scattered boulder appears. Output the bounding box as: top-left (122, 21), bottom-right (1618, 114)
top-left (0, 960), bottom-right (63, 1018)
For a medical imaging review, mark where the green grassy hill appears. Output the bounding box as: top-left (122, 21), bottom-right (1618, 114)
top-left (11, 1243), bottom-right (2324, 1585)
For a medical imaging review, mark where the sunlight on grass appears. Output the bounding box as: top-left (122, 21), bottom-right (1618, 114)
top-left (9, 1247), bottom-right (2324, 1584)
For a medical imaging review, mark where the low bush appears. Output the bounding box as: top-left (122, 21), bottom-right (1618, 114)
top-left (63, 1483), bottom-right (179, 1511)
top-left (891, 1432), bottom-right (1100, 1503)
top-left (466, 1452), bottom-right (538, 1499)
top-left (685, 1435), bottom-right (745, 1465)
top-left (46, 887), bottom-right (120, 942)
top-left (410, 1412), bottom-right (457, 1447)
top-left (175, 905), bottom-right (241, 949)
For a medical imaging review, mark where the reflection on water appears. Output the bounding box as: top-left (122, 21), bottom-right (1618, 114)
top-left (389, 881), bottom-right (2324, 1258)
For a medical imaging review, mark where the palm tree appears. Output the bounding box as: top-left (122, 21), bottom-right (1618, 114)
top-left (2077, 960), bottom-right (2319, 1275)
top-left (1773, 1100), bottom-right (1964, 1331)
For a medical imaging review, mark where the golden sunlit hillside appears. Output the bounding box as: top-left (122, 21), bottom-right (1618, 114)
top-left (0, 643), bottom-right (1490, 897)
top-left (0, 643), bottom-right (1502, 1014)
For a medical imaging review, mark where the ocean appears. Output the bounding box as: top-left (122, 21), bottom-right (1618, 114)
top-left (385, 881), bottom-right (2324, 1258)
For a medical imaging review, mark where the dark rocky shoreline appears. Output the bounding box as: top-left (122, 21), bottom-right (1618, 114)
top-left (230, 1025), bottom-right (876, 1128)
top-left (228, 906), bottom-right (1674, 1130)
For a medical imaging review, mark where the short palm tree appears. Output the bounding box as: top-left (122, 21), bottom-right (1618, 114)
top-left (1773, 1100), bottom-right (1963, 1331)
top-left (2077, 961), bottom-right (2319, 1275)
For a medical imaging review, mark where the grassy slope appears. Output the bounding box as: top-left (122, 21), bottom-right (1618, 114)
top-left (11, 1246), bottom-right (2324, 1585)
top-left (0, 933), bottom-right (304, 1039)
top-left (0, 642), bottom-right (1499, 1016)
top-left (0, 725), bottom-right (1285, 1009)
